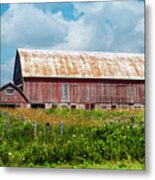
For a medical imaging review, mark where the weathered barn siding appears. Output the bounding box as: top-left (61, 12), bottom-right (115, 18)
top-left (23, 78), bottom-right (144, 106)
top-left (0, 83), bottom-right (28, 107)
top-left (10, 49), bottom-right (145, 109)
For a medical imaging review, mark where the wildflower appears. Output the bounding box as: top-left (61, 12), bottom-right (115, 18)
top-left (8, 152), bottom-right (12, 156)
top-left (67, 140), bottom-right (71, 144)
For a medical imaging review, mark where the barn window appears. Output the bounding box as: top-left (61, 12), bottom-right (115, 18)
top-left (6, 87), bottom-right (14, 95)
top-left (52, 103), bottom-right (57, 109)
top-left (90, 104), bottom-right (95, 110)
top-left (71, 105), bottom-right (76, 109)
top-left (85, 104), bottom-right (90, 110)
top-left (61, 84), bottom-right (70, 102)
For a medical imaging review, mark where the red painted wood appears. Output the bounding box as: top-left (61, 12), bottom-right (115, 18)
top-left (22, 77), bottom-right (144, 105)
top-left (0, 84), bottom-right (27, 107)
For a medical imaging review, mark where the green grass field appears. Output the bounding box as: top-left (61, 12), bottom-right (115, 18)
top-left (56, 161), bottom-right (144, 170)
top-left (0, 108), bottom-right (145, 170)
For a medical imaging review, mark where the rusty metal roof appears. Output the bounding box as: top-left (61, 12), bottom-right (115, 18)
top-left (17, 48), bottom-right (144, 80)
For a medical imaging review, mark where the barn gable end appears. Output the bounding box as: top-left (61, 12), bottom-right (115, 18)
top-left (0, 82), bottom-right (29, 108)
top-left (13, 51), bottom-right (23, 89)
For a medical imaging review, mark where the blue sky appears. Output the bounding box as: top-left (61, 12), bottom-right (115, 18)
top-left (0, 1), bottom-right (144, 86)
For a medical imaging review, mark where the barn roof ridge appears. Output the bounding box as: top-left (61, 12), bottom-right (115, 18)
top-left (17, 48), bottom-right (144, 57)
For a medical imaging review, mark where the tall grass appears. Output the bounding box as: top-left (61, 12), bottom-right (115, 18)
top-left (0, 108), bottom-right (144, 127)
top-left (0, 110), bottom-right (144, 168)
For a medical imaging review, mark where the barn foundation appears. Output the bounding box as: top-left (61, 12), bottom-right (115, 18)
top-left (45, 103), bottom-right (52, 109)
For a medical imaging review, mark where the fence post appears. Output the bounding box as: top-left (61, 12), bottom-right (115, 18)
top-left (46, 122), bottom-right (51, 135)
top-left (33, 121), bottom-right (37, 138)
top-left (1, 112), bottom-right (3, 117)
top-left (60, 121), bottom-right (63, 136)
top-left (5, 120), bottom-right (9, 138)
top-left (2, 112), bottom-right (6, 117)
top-left (23, 116), bottom-right (27, 123)
top-left (13, 114), bottom-right (16, 120)
top-left (109, 120), bottom-right (113, 124)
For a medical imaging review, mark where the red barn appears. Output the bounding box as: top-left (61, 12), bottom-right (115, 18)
top-left (0, 82), bottom-right (28, 108)
top-left (1, 48), bottom-right (144, 109)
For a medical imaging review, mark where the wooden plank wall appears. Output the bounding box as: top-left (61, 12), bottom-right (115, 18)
top-left (0, 85), bottom-right (27, 105)
top-left (23, 78), bottom-right (144, 105)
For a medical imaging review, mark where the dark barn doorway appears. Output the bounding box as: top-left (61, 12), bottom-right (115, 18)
top-left (0, 104), bottom-right (16, 108)
top-left (31, 103), bottom-right (45, 109)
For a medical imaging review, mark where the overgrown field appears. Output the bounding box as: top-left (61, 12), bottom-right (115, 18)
top-left (0, 108), bottom-right (145, 169)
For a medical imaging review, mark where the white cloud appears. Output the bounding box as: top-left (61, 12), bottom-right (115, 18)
top-left (1, 4), bottom-right (69, 48)
top-left (1, 1), bottom-right (144, 52)
top-left (55, 1), bottom-right (144, 52)
top-left (1, 59), bottom-right (14, 86)
top-left (1, 58), bottom-right (14, 73)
